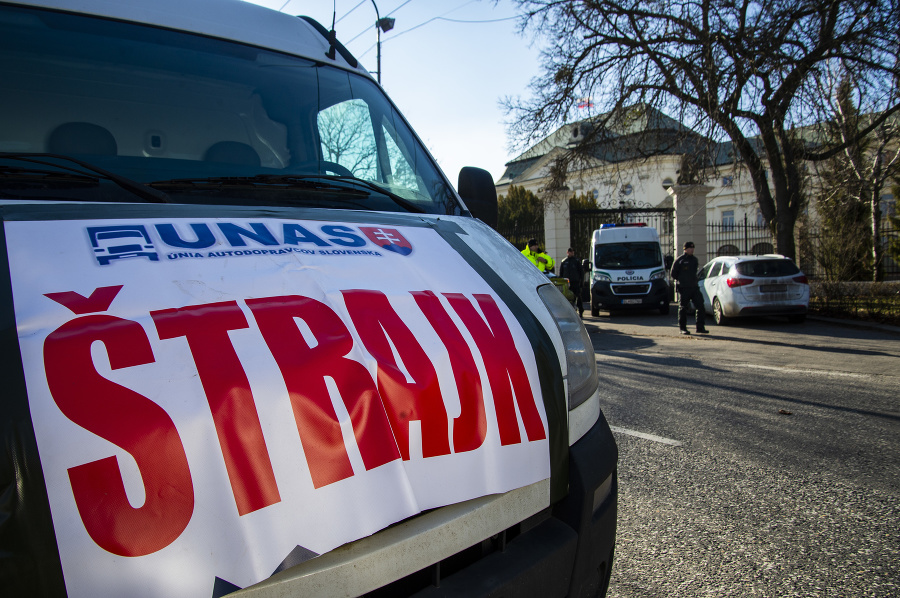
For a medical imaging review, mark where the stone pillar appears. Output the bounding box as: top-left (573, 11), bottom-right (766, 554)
top-left (543, 190), bottom-right (571, 271)
top-left (671, 184), bottom-right (712, 265)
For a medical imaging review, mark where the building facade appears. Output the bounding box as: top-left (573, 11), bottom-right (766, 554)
top-left (496, 106), bottom-right (897, 276)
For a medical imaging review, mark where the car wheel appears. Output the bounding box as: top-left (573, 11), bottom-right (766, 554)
top-left (713, 298), bottom-right (728, 325)
top-left (788, 314), bottom-right (806, 323)
top-left (660, 301), bottom-right (670, 315)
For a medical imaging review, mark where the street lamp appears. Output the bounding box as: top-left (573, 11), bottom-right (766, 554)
top-left (370, 1), bottom-right (394, 84)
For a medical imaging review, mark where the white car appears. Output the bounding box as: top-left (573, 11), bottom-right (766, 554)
top-left (698, 254), bottom-right (810, 324)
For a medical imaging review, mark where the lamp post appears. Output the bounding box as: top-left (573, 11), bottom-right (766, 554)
top-left (370, 1), bottom-right (394, 84)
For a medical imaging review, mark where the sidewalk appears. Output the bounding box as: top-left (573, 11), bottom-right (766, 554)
top-left (807, 314), bottom-right (900, 335)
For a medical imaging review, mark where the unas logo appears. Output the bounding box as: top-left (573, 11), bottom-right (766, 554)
top-left (86, 222), bottom-right (414, 265)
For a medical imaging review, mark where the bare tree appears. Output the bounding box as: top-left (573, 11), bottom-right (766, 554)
top-left (506, 0), bottom-right (900, 260)
top-left (811, 76), bottom-right (900, 280)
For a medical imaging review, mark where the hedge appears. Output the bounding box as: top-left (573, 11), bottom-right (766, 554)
top-left (809, 281), bottom-right (900, 326)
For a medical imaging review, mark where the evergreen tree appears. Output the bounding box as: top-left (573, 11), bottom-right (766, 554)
top-left (569, 191), bottom-right (599, 212)
top-left (497, 185), bottom-right (544, 249)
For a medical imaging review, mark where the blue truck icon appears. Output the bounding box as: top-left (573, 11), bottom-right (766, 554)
top-left (87, 225), bottom-right (160, 265)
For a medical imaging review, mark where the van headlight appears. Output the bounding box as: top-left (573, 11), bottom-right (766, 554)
top-left (593, 272), bottom-right (611, 283)
top-left (538, 284), bottom-right (599, 410)
top-left (650, 270), bottom-right (666, 281)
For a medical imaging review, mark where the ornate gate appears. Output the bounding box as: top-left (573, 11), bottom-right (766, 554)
top-left (571, 201), bottom-right (676, 263)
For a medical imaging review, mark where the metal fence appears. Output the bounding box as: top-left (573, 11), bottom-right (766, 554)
top-left (707, 215), bottom-right (900, 281)
top-left (799, 220), bottom-right (900, 281)
top-left (571, 207), bottom-right (676, 261)
top-left (495, 220), bottom-right (545, 254)
top-left (707, 215), bottom-right (775, 257)
top-left (498, 205), bottom-right (900, 281)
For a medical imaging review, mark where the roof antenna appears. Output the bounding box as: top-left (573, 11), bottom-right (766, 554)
top-left (326, 2), bottom-right (337, 60)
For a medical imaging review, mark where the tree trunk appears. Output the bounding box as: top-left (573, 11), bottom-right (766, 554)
top-left (872, 193), bottom-right (883, 282)
top-left (775, 212), bottom-right (796, 261)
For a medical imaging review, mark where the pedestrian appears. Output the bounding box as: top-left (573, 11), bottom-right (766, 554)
top-left (559, 247), bottom-right (585, 316)
top-left (521, 239), bottom-right (555, 274)
top-left (670, 241), bottom-right (708, 335)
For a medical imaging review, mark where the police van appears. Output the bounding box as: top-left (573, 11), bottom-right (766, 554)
top-left (0, 1), bottom-right (617, 596)
top-left (589, 223), bottom-right (671, 316)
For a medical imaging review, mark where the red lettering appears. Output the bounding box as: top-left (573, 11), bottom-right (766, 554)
top-left (45, 285), bottom-right (123, 314)
top-left (343, 290), bottom-right (450, 460)
top-left (444, 294), bottom-right (546, 445)
top-left (411, 291), bottom-right (486, 453)
top-left (43, 315), bottom-right (193, 557)
top-left (151, 302), bottom-right (280, 516)
top-left (246, 296), bottom-right (400, 488)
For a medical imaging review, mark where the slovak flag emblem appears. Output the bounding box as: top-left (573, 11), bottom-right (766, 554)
top-left (360, 227), bottom-right (413, 256)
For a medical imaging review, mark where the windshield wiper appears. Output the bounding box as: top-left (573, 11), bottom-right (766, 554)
top-left (0, 164), bottom-right (101, 188)
top-left (327, 175), bottom-right (427, 214)
top-left (149, 174), bottom-right (426, 213)
top-left (0, 153), bottom-right (170, 203)
top-left (149, 174), bottom-right (367, 196)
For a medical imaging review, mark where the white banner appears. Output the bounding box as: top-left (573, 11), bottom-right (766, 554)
top-left (5, 217), bottom-right (550, 597)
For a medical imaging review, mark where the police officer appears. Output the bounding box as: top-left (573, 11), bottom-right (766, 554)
top-left (670, 241), bottom-right (708, 335)
top-left (559, 247), bottom-right (585, 316)
top-left (522, 239), bottom-right (554, 274)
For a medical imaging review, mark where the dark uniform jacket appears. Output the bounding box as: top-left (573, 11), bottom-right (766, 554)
top-left (670, 253), bottom-right (700, 291)
top-left (558, 256), bottom-right (583, 290)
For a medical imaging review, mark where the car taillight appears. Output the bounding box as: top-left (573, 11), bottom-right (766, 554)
top-left (792, 275), bottom-right (808, 284)
top-left (726, 277), bottom-right (752, 288)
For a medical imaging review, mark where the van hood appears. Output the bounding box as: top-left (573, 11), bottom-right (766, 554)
top-left (0, 202), bottom-right (568, 597)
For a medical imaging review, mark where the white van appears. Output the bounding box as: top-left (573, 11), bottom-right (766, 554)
top-left (0, 1), bottom-right (617, 597)
top-left (589, 223), bottom-right (671, 316)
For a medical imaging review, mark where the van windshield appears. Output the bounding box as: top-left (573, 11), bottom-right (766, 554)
top-left (0, 4), bottom-right (461, 215)
top-left (594, 242), bottom-right (662, 269)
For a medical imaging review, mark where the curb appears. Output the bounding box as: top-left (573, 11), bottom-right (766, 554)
top-left (807, 314), bottom-right (900, 336)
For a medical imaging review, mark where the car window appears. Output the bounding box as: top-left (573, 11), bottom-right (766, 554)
top-left (698, 263), bottom-right (712, 280)
top-left (710, 262), bottom-right (724, 277)
top-left (736, 259), bottom-right (800, 277)
top-left (318, 99), bottom-right (378, 180)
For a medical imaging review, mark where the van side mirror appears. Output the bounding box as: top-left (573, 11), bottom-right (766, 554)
top-left (582, 259), bottom-right (591, 273)
top-left (458, 167), bottom-right (497, 228)
top-left (665, 255), bottom-right (673, 270)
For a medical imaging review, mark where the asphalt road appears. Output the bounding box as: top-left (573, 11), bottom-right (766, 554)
top-left (583, 308), bottom-right (900, 598)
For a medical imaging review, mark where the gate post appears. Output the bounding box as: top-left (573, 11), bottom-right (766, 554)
top-left (544, 189), bottom-right (571, 270)
top-left (670, 184), bottom-right (712, 264)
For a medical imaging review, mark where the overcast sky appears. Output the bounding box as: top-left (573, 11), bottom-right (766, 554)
top-left (245, 0), bottom-right (543, 185)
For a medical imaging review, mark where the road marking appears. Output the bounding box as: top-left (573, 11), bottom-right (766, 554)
top-left (739, 364), bottom-right (869, 379)
top-left (609, 426), bottom-right (683, 446)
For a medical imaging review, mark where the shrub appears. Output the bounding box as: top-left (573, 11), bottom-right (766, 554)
top-left (809, 281), bottom-right (900, 326)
